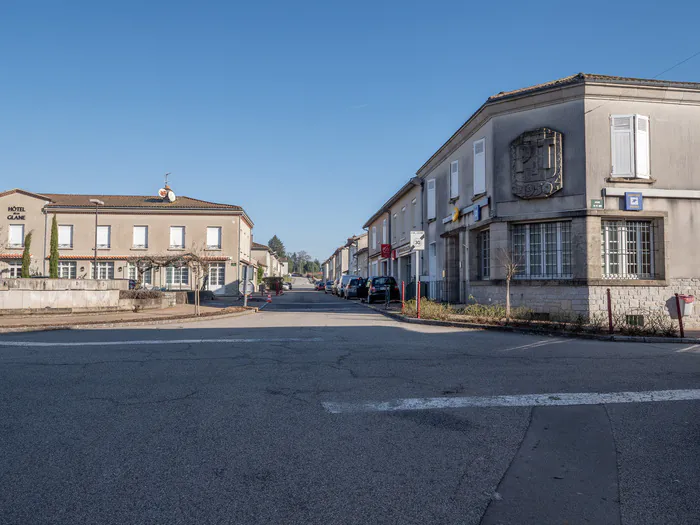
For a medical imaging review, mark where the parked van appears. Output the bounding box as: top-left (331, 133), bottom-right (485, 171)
top-left (337, 275), bottom-right (360, 298)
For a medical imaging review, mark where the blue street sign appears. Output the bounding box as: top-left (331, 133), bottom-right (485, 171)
top-left (625, 192), bottom-right (643, 211)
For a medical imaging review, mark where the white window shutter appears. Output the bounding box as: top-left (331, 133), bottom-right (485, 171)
top-left (611, 115), bottom-right (634, 177)
top-left (8, 225), bottom-right (23, 246)
top-left (170, 226), bottom-right (184, 247)
top-left (427, 179), bottom-right (436, 220)
top-left (58, 225), bottom-right (72, 247)
top-left (207, 227), bottom-right (221, 248)
top-left (450, 161), bottom-right (459, 199)
top-left (635, 115), bottom-right (650, 178)
top-left (382, 219), bottom-right (387, 244)
top-left (372, 227), bottom-right (377, 249)
top-left (473, 139), bottom-right (486, 195)
top-left (97, 226), bottom-right (110, 247)
top-left (133, 226), bottom-right (147, 247)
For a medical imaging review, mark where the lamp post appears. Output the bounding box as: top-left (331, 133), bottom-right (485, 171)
top-left (89, 199), bottom-right (104, 279)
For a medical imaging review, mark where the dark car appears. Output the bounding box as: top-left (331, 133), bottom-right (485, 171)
top-left (316, 281), bottom-right (326, 291)
top-left (362, 276), bottom-right (400, 304)
top-left (344, 277), bottom-right (365, 299)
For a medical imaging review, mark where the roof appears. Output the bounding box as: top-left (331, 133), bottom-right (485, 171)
top-left (41, 193), bottom-right (243, 210)
top-left (252, 242), bottom-right (272, 252)
top-left (362, 179), bottom-right (420, 229)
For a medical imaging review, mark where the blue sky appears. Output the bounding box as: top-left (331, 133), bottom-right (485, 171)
top-left (2, 0), bottom-right (699, 260)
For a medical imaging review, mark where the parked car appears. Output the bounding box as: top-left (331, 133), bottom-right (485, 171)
top-left (362, 276), bottom-right (401, 304)
top-left (282, 282), bottom-right (291, 291)
top-left (324, 280), bottom-right (333, 293)
top-left (316, 281), bottom-right (326, 291)
top-left (344, 277), bottom-right (365, 299)
top-left (337, 275), bottom-right (360, 298)
top-left (332, 279), bottom-right (341, 295)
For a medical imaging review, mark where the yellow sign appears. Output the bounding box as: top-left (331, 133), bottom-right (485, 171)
top-left (452, 207), bottom-right (460, 222)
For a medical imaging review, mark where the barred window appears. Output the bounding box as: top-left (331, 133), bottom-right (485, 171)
top-left (477, 229), bottom-right (490, 279)
top-left (511, 222), bottom-right (572, 279)
top-left (601, 220), bottom-right (654, 279)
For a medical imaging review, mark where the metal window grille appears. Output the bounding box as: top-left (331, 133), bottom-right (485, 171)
top-left (601, 220), bottom-right (655, 279)
top-left (511, 222), bottom-right (572, 279)
top-left (477, 229), bottom-right (490, 279)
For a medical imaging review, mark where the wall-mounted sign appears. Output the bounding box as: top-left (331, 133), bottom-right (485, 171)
top-left (380, 244), bottom-right (391, 258)
top-left (473, 205), bottom-right (481, 222)
top-left (625, 192), bottom-right (643, 211)
top-left (591, 199), bottom-right (604, 209)
top-left (7, 206), bottom-right (26, 220)
top-left (452, 207), bottom-right (459, 222)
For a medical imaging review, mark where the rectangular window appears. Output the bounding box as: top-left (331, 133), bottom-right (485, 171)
top-left (477, 229), bottom-right (490, 279)
top-left (206, 227), bottom-right (222, 249)
top-left (401, 206), bottom-right (407, 240)
top-left (412, 198), bottom-right (419, 229)
top-left (511, 222), bottom-right (572, 279)
top-left (382, 219), bottom-right (387, 244)
top-left (473, 139), bottom-right (486, 195)
top-left (133, 226), bottom-right (148, 248)
top-left (92, 261), bottom-right (114, 280)
top-left (58, 261), bottom-right (77, 279)
top-left (8, 225), bottom-right (24, 248)
top-left (450, 160), bottom-right (459, 199)
top-left (208, 263), bottom-right (225, 289)
top-left (96, 225), bottom-right (111, 249)
top-left (127, 264), bottom-right (152, 285)
top-left (7, 261), bottom-right (22, 278)
top-left (601, 220), bottom-right (654, 279)
top-left (166, 266), bottom-right (189, 286)
top-left (428, 242), bottom-right (437, 281)
top-left (58, 225), bottom-right (73, 248)
top-left (611, 115), bottom-right (650, 178)
top-left (169, 226), bottom-right (185, 249)
top-left (427, 179), bottom-right (436, 220)
top-left (372, 226), bottom-right (377, 249)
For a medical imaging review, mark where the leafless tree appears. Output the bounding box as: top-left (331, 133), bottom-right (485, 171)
top-left (496, 248), bottom-right (522, 322)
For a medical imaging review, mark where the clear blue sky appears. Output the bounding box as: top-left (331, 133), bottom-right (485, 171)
top-left (2, 0), bottom-right (699, 261)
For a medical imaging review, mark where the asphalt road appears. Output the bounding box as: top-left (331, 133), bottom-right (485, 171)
top-left (1, 277), bottom-right (699, 524)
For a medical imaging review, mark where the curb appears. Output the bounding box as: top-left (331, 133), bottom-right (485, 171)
top-left (0, 308), bottom-right (259, 334)
top-left (363, 303), bottom-right (700, 344)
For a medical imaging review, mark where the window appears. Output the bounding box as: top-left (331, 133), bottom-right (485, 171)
top-left (450, 160), bottom-right (459, 199)
top-left (133, 226), bottom-right (148, 248)
top-left (92, 261), bottom-right (114, 280)
top-left (372, 226), bottom-right (377, 249)
top-left (58, 225), bottom-right (73, 248)
top-left (7, 261), bottom-right (22, 278)
top-left (401, 206), bottom-right (407, 240)
top-left (8, 225), bottom-right (24, 248)
top-left (208, 263), bottom-right (225, 289)
top-left (601, 220), bottom-right (654, 279)
top-left (412, 198), bottom-right (419, 229)
top-left (96, 226), bottom-right (111, 249)
top-left (170, 226), bottom-right (185, 249)
top-left (382, 218), bottom-right (387, 244)
top-left (166, 265), bottom-right (189, 286)
top-left (511, 222), bottom-right (572, 279)
top-left (392, 214), bottom-right (397, 242)
top-left (611, 115), bottom-right (650, 178)
top-left (207, 227), bottom-right (222, 249)
top-left (477, 229), bottom-right (490, 279)
top-left (473, 139), bottom-right (486, 195)
top-left (428, 242), bottom-right (437, 281)
top-left (127, 263), bottom-right (152, 285)
top-left (58, 261), bottom-right (77, 279)
top-left (427, 179), bottom-right (436, 220)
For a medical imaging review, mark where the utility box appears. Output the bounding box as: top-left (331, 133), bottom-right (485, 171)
top-left (679, 295), bottom-right (695, 317)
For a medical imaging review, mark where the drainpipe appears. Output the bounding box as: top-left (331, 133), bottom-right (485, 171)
top-left (42, 206), bottom-right (48, 276)
top-left (363, 226), bottom-right (369, 278)
top-left (237, 216), bottom-right (242, 295)
top-left (386, 209), bottom-right (392, 277)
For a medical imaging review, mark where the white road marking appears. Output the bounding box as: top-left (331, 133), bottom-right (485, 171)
top-left (500, 339), bottom-right (564, 352)
top-left (676, 344), bottom-right (700, 353)
top-left (0, 337), bottom-right (323, 348)
top-left (322, 389), bottom-right (700, 414)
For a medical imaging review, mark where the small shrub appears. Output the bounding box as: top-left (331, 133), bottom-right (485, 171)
top-left (120, 289), bottom-right (164, 299)
top-left (403, 299), bottom-right (452, 321)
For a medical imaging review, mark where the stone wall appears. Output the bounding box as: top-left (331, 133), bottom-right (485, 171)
top-left (0, 278), bottom-right (128, 312)
top-left (469, 281), bottom-right (590, 315)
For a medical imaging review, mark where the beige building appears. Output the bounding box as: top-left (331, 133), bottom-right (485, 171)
top-left (0, 188), bottom-right (254, 295)
top-left (252, 242), bottom-right (283, 278)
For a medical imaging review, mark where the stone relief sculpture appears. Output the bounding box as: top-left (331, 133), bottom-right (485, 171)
top-left (511, 128), bottom-right (563, 199)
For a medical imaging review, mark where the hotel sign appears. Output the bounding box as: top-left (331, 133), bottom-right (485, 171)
top-left (7, 206), bottom-right (26, 220)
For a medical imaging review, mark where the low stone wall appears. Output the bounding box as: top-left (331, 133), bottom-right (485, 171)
top-left (0, 278), bottom-right (128, 312)
top-left (469, 281), bottom-right (590, 316)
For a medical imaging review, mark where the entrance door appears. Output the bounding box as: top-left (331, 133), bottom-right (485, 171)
top-left (445, 236), bottom-right (460, 303)
top-left (208, 263), bottom-right (225, 294)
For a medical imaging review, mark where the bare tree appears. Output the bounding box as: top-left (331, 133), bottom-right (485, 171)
top-left (496, 248), bottom-right (522, 322)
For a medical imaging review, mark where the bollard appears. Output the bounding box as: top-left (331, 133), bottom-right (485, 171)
top-left (606, 288), bottom-right (613, 334)
top-left (401, 281), bottom-right (405, 314)
top-left (267, 293), bottom-right (272, 304)
top-left (675, 293), bottom-right (685, 339)
top-left (417, 281), bottom-right (421, 319)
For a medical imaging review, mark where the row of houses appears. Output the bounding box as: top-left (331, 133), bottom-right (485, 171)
top-left (323, 73), bottom-right (700, 325)
top-left (0, 186), bottom-right (286, 294)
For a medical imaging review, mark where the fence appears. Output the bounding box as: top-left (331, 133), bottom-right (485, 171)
top-left (402, 279), bottom-right (468, 304)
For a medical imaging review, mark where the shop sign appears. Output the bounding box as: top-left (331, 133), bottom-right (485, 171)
top-left (7, 206), bottom-right (26, 220)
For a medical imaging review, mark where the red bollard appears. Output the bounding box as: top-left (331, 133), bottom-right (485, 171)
top-left (675, 293), bottom-right (685, 339)
top-left (401, 281), bottom-right (405, 314)
top-left (417, 281), bottom-right (421, 319)
top-left (606, 288), bottom-right (613, 334)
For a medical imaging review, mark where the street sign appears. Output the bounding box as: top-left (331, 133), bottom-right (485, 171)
top-left (591, 199), bottom-right (604, 209)
top-left (410, 231), bottom-right (425, 251)
top-left (380, 244), bottom-right (391, 258)
top-left (625, 192), bottom-right (643, 211)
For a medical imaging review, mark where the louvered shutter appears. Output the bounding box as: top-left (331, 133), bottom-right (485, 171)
top-left (450, 161), bottom-right (459, 199)
top-left (427, 179), bottom-right (436, 220)
top-left (611, 116), bottom-right (634, 177)
top-left (635, 115), bottom-right (650, 178)
top-left (58, 225), bottom-right (73, 247)
top-left (473, 139), bottom-right (486, 195)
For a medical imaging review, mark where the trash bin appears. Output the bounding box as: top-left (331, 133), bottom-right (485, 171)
top-left (678, 294), bottom-right (695, 317)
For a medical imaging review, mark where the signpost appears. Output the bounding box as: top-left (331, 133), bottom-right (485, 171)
top-left (410, 231), bottom-right (425, 317)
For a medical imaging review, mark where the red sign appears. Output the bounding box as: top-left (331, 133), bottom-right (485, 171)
top-left (380, 244), bottom-right (391, 258)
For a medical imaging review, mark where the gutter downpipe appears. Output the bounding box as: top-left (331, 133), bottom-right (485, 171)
top-left (237, 215), bottom-right (242, 295)
top-left (42, 206), bottom-right (48, 276)
top-left (386, 209), bottom-right (392, 277)
top-left (362, 226), bottom-right (370, 278)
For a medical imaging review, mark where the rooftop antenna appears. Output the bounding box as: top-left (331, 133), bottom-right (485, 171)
top-left (164, 172), bottom-right (171, 189)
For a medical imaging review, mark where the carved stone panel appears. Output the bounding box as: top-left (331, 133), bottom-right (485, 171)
top-left (511, 128), bottom-right (563, 199)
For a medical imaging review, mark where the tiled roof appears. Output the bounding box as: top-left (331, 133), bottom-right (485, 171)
top-left (251, 242), bottom-right (272, 251)
top-left (40, 193), bottom-right (242, 210)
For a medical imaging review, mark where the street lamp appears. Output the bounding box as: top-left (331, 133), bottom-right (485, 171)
top-left (89, 199), bottom-right (104, 279)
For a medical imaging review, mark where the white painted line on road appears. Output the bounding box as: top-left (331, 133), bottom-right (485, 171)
top-left (676, 344), bottom-right (700, 353)
top-left (322, 389), bottom-right (700, 414)
top-left (0, 337), bottom-right (324, 348)
top-left (499, 339), bottom-right (564, 352)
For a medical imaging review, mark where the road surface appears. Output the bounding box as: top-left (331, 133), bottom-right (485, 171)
top-left (1, 277), bottom-right (699, 524)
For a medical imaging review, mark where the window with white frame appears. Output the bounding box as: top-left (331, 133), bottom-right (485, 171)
top-left (58, 261), bottom-right (77, 279)
top-left (166, 265), bottom-right (189, 286)
top-left (473, 139), bottom-right (486, 195)
top-left (96, 225), bottom-right (111, 249)
top-left (382, 219), bottom-right (387, 244)
top-left (8, 225), bottom-right (24, 248)
top-left (208, 263), bottom-right (225, 288)
top-left (169, 226), bottom-right (185, 249)
top-left (92, 261), bottom-right (114, 280)
top-left (372, 226), bottom-right (377, 249)
top-left (511, 222), bottom-right (572, 279)
top-left (611, 115), bottom-right (650, 178)
top-left (206, 227), bottom-right (222, 249)
top-left (477, 229), bottom-right (490, 279)
top-left (401, 206), bottom-right (407, 240)
top-left (127, 263), bottom-right (152, 285)
top-left (450, 160), bottom-right (459, 199)
top-left (6, 261), bottom-right (22, 278)
top-left (58, 225), bottom-right (73, 248)
top-left (412, 198), bottom-right (418, 229)
top-left (133, 226), bottom-right (148, 248)
top-left (601, 220), bottom-right (655, 279)
top-left (392, 214), bottom-right (397, 243)
top-left (427, 179), bottom-right (436, 220)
